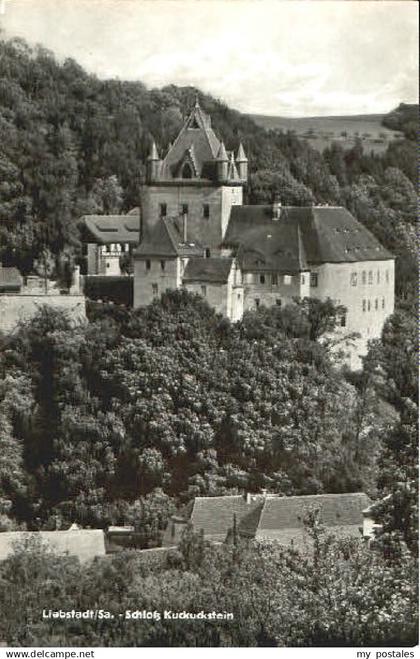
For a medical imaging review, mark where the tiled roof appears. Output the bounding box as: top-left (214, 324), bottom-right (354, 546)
top-left (160, 102), bottom-right (221, 180)
top-left (235, 220), bottom-right (308, 273)
top-left (183, 257), bottom-right (233, 283)
top-left (0, 529), bottom-right (106, 563)
top-left (135, 217), bottom-right (204, 258)
top-left (189, 495), bottom-right (263, 541)
top-left (257, 492), bottom-right (371, 530)
top-left (224, 206), bottom-right (393, 264)
top-left (83, 214), bottom-right (140, 245)
top-left (0, 266), bottom-right (23, 291)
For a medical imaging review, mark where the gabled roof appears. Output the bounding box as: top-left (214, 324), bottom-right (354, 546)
top-left (160, 101), bottom-right (221, 180)
top-left (257, 493), bottom-right (371, 531)
top-left (183, 257), bottom-right (234, 283)
top-left (82, 214), bottom-right (140, 245)
top-left (189, 495), bottom-right (263, 541)
top-left (0, 266), bottom-right (23, 291)
top-left (0, 529), bottom-right (106, 563)
top-left (224, 206), bottom-right (393, 265)
top-left (135, 217), bottom-right (204, 258)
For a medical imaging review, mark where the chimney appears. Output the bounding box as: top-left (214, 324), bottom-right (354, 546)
top-left (272, 194), bottom-right (282, 221)
top-left (182, 211), bottom-right (188, 243)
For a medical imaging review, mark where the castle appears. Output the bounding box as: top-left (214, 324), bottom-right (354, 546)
top-left (133, 100), bottom-right (394, 366)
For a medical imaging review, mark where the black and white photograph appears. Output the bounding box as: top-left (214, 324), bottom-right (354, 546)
top-left (0, 0), bottom-right (418, 653)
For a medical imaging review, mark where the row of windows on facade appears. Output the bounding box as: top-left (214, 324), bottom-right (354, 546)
top-left (144, 263), bottom-right (317, 286)
top-left (160, 203), bottom-right (210, 219)
top-left (350, 269), bottom-right (390, 286)
top-left (150, 283), bottom-right (219, 299)
top-left (363, 298), bottom-right (386, 312)
top-left (100, 243), bottom-right (131, 254)
top-left (252, 297), bottom-right (347, 325)
top-left (247, 273), bottom-right (306, 286)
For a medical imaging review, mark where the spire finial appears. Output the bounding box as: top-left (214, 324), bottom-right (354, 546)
top-left (237, 142), bottom-right (248, 162)
top-left (195, 93), bottom-right (200, 109)
top-left (216, 141), bottom-right (228, 162)
top-left (148, 139), bottom-right (159, 161)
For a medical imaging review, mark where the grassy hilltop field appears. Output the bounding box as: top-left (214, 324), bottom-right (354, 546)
top-left (250, 112), bottom-right (404, 154)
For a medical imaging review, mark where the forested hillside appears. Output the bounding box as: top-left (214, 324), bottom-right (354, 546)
top-left (0, 36), bottom-right (417, 309)
top-left (0, 294), bottom-right (417, 645)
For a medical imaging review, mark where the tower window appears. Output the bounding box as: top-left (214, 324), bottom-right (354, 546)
top-left (181, 163), bottom-right (193, 179)
top-left (203, 204), bottom-right (210, 219)
top-left (260, 275), bottom-right (265, 284)
top-left (382, 297), bottom-right (385, 309)
top-left (181, 204), bottom-right (189, 216)
top-left (160, 260), bottom-right (165, 271)
top-left (375, 298), bottom-right (378, 310)
top-left (362, 271), bottom-right (367, 285)
top-left (362, 300), bottom-right (366, 312)
top-left (310, 273), bottom-right (318, 287)
top-left (276, 299), bottom-right (282, 306)
top-left (367, 300), bottom-right (371, 311)
top-left (272, 274), bottom-right (278, 286)
top-left (385, 270), bottom-right (389, 284)
top-left (340, 315), bottom-right (346, 327)
top-left (160, 203), bottom-right (167, 217)
top-left (205, 248), bottom-right (211, 258)
top-left (377, 270), bottom-right (380, 284)
top-left (201, 285), bottom-right (207, 297)
top-left (350, 272), bottom-right (357, 286)
top-left (152, 283), bottom-right (159, 297)
top-left (368, 271), bottom-right (373, 285)
top-left (146, 260), bottom-right (151, 271)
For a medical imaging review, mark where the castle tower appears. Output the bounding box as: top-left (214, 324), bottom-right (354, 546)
top-left (138, 98), bottom-right (244, 250)
top-left (236, 143), bottom-right (248, 182)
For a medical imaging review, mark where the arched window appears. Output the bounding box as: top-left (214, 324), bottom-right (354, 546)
top-left (182, 163), bottom-right (193, 179)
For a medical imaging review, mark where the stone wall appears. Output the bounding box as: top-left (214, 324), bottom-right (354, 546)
top-left (243, 271), bottom-right (309, 312)
top-left (311, 259), bottom-right (395, 339)
top-left (141, 183), bottom-right (242, 251)
top-left (310, 259), bottom-right (395, 368)
top-left (134, 256), bottom-right (180, 308)
top-left (0, 294), bottom-right (86, 334)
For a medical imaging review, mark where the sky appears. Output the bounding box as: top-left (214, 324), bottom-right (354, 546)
top-left (0, 0), bottom-right (418, 117)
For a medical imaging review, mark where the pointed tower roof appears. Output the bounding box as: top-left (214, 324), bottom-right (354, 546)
top-left (216, 141), bottom-right (228, 161)
top-left (147, 140), bottom-right (159, 161)
top-left (158, 97), bottom-right (225, 180)
top-left (236, 143), bottom-right (248, 162)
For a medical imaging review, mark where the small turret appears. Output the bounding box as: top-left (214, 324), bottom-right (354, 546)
top-left (236, 143), bottom-right (248, 181)
top-left (272, 193), bottom-right (282, 221)
top-left (146, 140), bottom-right (160, 183)
top-left (216, 141), bottom-right (228, 183)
